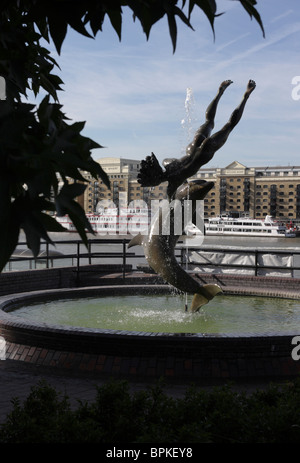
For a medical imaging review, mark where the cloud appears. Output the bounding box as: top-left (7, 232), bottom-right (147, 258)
top-left (270, 9), bottom-right (294, 24)
top-left (215, 33), bottom-right (251, 52)
top-left (32, 1), bottom-right (300, 169)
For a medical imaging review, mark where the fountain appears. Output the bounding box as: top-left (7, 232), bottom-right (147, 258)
top-left (136, 80), bottom-right (256, 311)
top-left (0, 282), bottom-right (300, 382)
top-left (8, 291), bottom-right (300, 335)
top-left (1, 81), bottom-right (300, 383)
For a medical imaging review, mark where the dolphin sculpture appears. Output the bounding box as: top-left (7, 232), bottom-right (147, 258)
top-left (128, 180), bottom-right (222, 311)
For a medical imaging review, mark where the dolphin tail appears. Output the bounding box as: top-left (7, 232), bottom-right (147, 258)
top-left (128, 233), bottom-right (143, 249)
top-left (190, 284), bottom-right (222, 312)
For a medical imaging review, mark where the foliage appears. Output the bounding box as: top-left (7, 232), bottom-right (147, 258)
top-left (10, 1), bottom-right (265, 55)
top-left (1, 378), bottom-right (300, 443)
top-left (0, 1), bottom-right (264, 271)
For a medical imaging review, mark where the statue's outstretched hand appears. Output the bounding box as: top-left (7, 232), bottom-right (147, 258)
top-left (137, 152), bottom-right (165, 187)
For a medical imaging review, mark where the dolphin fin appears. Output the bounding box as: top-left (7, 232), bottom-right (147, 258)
top-left (128, 233), bottom-right (143, 249)
top-left (190, 284), bottom-right (222, 312)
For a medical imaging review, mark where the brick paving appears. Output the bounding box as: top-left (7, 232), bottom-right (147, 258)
top-left (0, 355), bottom-right (283, 426)
top-left (0, 357), bottom-right (198, 425)
top-left (0, 360), bottom-right (100, 424)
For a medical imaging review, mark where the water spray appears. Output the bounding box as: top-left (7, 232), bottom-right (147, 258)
top-left (181, 87), bottom-right (195, 312)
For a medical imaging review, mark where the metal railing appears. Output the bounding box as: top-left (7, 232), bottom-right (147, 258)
top-left (186, 247), bottom-right (300, 277)
top-left (5, 238), bottom-right (134, 271)
top-left (4, 238), bottom-right (300, 278)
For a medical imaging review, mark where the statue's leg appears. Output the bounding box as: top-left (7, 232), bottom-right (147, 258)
top-left (187, 80), bottom-right (256, 173)
top-left (185, 80), bottom-right (233, 157)
top-left (164, 80), bottom-right (233, 168)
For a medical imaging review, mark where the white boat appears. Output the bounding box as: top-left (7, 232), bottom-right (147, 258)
top-left (56, 210), bottom-right (296, 239)
top-left (56, 207), bottom-right (149, 235)
top-left (205, 215), bottom-right (288, 237)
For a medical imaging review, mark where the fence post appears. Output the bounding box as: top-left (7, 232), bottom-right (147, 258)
top-left (88, 241), bottom-right (92, 265)
top-left (46, 242), bottom-right (49, 269)
top-left (254, 250), bottom-right (258, 276)
top-left (76, 241), bottom-right (80, 286)
top-left (181, 247), bottom-right (184, 267)
top-left (123, 239), bottom-right (126, 280)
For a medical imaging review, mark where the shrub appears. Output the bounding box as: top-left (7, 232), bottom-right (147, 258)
top-left (1, 378), bottom-right (300, 443)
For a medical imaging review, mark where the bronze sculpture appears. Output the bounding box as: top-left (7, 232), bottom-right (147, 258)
top-left (138, 80), bottom-right (256, 200)
top-left (128, 180), bottom-right (222, 311)
top-left (133, 81), bottom-right (256, 310)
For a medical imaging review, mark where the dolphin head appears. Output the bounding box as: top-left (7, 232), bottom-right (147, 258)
top-left (175, 180), bottom-right (214, 202)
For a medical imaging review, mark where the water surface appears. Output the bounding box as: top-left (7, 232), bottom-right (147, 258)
top-left (12, 294), bottom-right (300, 335)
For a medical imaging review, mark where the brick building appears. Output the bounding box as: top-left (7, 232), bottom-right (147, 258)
top-left (79, 158), bottom-right (300, 221)
top-left (197, 161), bottom-right (300, 220)
top-left (80, 157), bottom-right (167, 213)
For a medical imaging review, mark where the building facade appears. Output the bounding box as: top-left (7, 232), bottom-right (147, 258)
top-left (80, 158), bottom-right (300, 221)
top-left (80, 157), bottom-right (168, 213)
top-left (197, 161), bottom-right (300, 220)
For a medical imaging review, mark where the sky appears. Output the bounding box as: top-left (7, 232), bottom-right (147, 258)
top-left (39, 0), bottom-right (300, 169)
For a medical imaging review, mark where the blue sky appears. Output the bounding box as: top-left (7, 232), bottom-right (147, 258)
top-left (45, 0), bottom-right (300, 169)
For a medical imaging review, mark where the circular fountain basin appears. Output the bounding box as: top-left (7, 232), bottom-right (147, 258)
top-left (8, 291), bottom-right (300, 335)
top-left (0, 285), bottom-right (300, 381)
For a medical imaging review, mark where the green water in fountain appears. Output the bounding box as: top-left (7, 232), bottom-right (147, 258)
top-left (11, 294), bottom-right (300, 334)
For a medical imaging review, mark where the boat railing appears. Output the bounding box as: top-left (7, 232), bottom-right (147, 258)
top-left (3, 237), bottom-right (300, 279)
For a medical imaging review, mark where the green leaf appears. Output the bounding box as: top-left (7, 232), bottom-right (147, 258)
top-left (107, 8), bottom-right (123, 41)
top-left (167, 13), bottom-right (177, 53)
top-left (22, 209), bottom-right (56, 256)
top-left (22, 220), bottom-right (42, 257)
top-left (55, 182), bottom-right (94, 245)
top-left (68, 205), bottom-right (93, 246)
top-left (39, 212), bottom-right (67, 233)
top-left (188, 0), bottom-right (218, 39)
top-left (66, 6), bottom-right (94, 40)
top-left (47, 15), bottom-right (68, 54)
top-left (86, 159), bottom-right (110, 189)
top-left (239, 0), bottom-right (265, 37)
top-left (59, 182), bottom-right (87, 200)
top-left (0, 211), bottom-right (20, 272)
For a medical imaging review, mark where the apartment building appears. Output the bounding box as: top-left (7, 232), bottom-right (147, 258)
top-left (80, 158), bottom-right (300, 221)
top-left (196, 161), bottom-right (300, 220)
top-left (81, 157), bottom-right (167, 213)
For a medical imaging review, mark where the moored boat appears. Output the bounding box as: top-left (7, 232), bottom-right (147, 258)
top-left (205, 215), bottom-right (288, 237)
top-left (55, 207), bottom-right (149, 235)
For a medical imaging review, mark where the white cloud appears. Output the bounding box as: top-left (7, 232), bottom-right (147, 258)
top-left (35, 0), bottom-right (300, 168)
